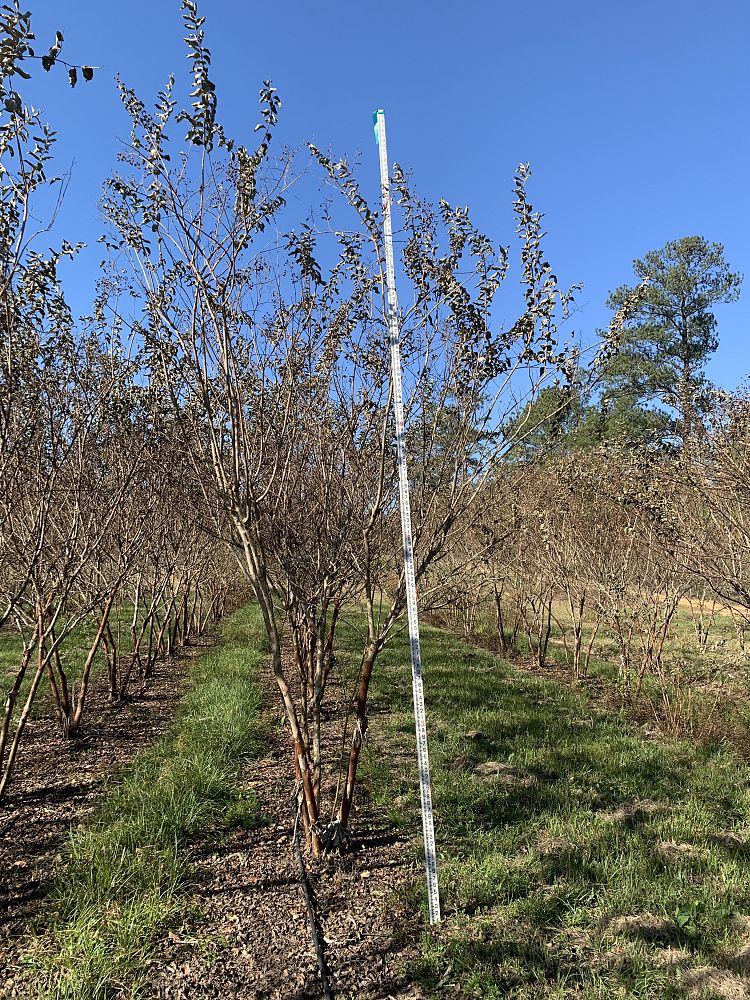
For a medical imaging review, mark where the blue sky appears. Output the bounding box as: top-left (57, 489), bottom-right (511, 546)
top-left (20, 0), bottom-right (750, 389)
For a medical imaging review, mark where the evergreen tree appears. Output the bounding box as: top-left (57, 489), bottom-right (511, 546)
top-left (601, 236), bottom-right (742, 445)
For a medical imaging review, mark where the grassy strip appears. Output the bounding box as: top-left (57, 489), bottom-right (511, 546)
top-left (339, 616), bottom-right (750, 999)
top-left (31, 604), bottom-right (269, 999)
top-left (466, 605), bottom-right (750, 745)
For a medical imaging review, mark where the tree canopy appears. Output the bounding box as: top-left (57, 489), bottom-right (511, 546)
top-left (600, 236), bottom-right (742, 446)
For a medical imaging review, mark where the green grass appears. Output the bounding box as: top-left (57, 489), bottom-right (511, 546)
top-left (339, 616), bottom-right (750, 999)
top-left (0, 604), bottom-right (152, 722)
top-left (463, 599), bottom-right (750, 747)
top-left (30, 603), bottom-right (270, 1000)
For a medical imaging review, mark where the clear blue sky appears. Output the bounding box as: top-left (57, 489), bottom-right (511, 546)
top-left (21, 0), bottom-right (750, 389)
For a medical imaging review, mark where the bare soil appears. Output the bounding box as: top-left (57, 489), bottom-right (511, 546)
top-left (0, 651), bottom-right (193, 985)
top-left (143, 659), bottom-right (422, 1000)
top-left (0, 641), bottom-right (423, 1000)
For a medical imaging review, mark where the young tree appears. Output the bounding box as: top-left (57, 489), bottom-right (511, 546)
top-left (0, 3), bottom-right (101, 792)
top-left (673, 389), bottom-right (750, 611)
top-left (100, 0), bottom-right (640, 852)
top-left (601, 236), bottom-right (742, 445)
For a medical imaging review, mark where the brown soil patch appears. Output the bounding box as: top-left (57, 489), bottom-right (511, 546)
top-left (600, 798), bottom-right (665, 824)
top-left (535, 830), bottom-right (575, 856)
top-left (0, 647), bottom-right (196, 993)
top-left (603, 913), bottom-right (677, 942)
top-left (655, 840), bottom-right (700, 863)
top-left (677, 597), bottom-right (745, 619)
top-left (142, 718), bottom-right (420, 1000)
top-left (734, 945), bottom-right (750, 973)
top-left (652, 946), bottom-right (692, 968)
top-left (588, 942), bottom-right (636, 972)
top-left (712, 833), bottom-right (745, 850)
top-left (472, 761), bottom-right (535, 786)
top-left (142, 639), bottom-right (421, 998)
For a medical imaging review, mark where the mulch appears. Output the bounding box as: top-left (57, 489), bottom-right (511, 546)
top-left (0, 639), bottom-right (426, 1000)
top-left (0, 648), bottom-right (195, 993)
top-left (143, 664), bottom-right (424, 1000)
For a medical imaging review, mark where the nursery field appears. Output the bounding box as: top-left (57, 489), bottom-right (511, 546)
top-left (4, 604), bottom-right (750, 999)
top-left (1, 4), bottom-right (749, 999)
top-left (357, 618), bottom-right (750, 999)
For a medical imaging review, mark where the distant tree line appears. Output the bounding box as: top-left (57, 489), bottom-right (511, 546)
top-left (518, 235), bottom-right (742, 455)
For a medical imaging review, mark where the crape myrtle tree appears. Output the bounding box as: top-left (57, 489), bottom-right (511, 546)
top-left (0, 301), bottom-right (164, 791)
top-left (533, 449), bottom-right (686, 694)
top-left (310, 157), bottom-right (646, 835)
top-left (0, 3), bottom-right (116, 794)
top-left (0, 333), bottom-right (236, 797)
top-left (671, 389), bottom-right (750, 614)
top-left (99, 1), bottom-right (375, 852)
top-left (423, 483), bottom-right (510, 639)
top-left (443, 448), bottom-right (692, 695)
top-left (0, 3), bottom-right (232, 799)
top-left (101, 0), bottom-right (636, 853)
top-left (0, 1), bottom-right (86, 633)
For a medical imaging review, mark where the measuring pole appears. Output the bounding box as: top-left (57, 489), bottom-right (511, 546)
top-left (373, 108), bottom-right (441, 925)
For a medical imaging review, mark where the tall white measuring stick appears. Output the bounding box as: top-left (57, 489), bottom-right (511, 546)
top-left (373, 108), bottom-right (441, 926)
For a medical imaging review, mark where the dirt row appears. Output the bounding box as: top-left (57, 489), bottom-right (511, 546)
top-left (144, 717), bottom-right (423, 999)
top-left (0, 639), bottom-right (425, 999)
top-left (0, 653), bottom-right (192, 984)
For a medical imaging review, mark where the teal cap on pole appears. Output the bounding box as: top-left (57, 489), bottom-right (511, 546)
top-left (373, 108), bottom-right (383, 144)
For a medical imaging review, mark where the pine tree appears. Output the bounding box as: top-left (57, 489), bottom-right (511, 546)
top-left (601, 236), bottom-right (742, 445)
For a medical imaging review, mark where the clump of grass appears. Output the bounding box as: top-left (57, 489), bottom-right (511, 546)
top-left (34, 603), bottom-right (269, 999)
top-left (343, 616), bottom-right (750, 999)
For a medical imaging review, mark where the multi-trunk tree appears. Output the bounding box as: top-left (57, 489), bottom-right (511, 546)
top-left (97, 0), bottom-right (641, 853)
top-left (0, 4), bottom-right (235, 797)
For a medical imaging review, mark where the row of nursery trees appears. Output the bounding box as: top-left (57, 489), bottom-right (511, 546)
top-left (434, 420), bottom-right (750, 698)
top-left (0, 6), bottom-right (244, 799)
top-left (0, 2), bottom-right (745, 850)
top-left (431, 220), bottom-right (748, 720)
top-left (0, 312), bottom-right (238, 792)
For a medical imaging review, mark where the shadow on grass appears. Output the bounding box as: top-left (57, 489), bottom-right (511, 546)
top-left (341, 613), bottom-right (750, 999)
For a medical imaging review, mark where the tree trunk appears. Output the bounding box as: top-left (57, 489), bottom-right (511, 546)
top-left (338, 643), bottom-right (379, 829)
